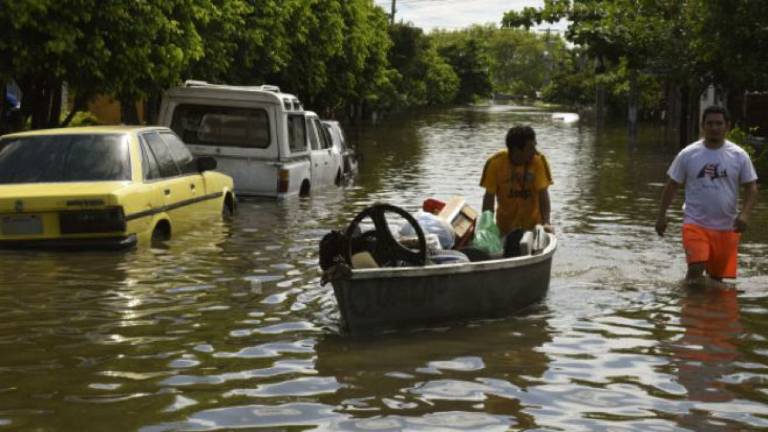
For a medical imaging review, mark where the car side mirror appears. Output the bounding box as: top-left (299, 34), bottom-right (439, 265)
top-left (196, 156), bottom-right (217, 172)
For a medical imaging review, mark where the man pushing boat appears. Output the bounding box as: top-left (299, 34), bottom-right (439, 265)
top-left (480, 125), bottom-right (554, 256)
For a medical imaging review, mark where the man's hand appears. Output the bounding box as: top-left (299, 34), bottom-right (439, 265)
top-left (734, 214), bottom-right (749, 233)
top-left (655, 215), bottom-right (668, 237)
top-left (542, 223), bottom-right (555, 234)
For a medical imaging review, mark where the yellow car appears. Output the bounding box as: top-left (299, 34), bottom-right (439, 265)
top-left (0, 126), bottom-right (236, 249)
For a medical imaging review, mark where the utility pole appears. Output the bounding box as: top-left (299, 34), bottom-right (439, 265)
top-left (390, 0), bottom-right (396, 25)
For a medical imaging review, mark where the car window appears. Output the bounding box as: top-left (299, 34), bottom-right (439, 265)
top-left (315, 119), bottom-right (332, 149)
top-left (143, 132), bottom-right (180, 178)
top-left (170, 104), bottom-right (270, 149)
top-left (139, 138), bottom-right (161, 181)
top-left (307, 119), bottom-right (321, 151)
top-left (287, 114), bottom-right (307, 153)
top-left (323, 124), bottom-right (341, 150)
top-left (0, 134), bottom-right (130, 184)
top-left (160, 131), bottom-right (196, 174)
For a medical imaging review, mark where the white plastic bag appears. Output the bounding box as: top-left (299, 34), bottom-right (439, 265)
top-left (399, 211), bottom-right (456, 249)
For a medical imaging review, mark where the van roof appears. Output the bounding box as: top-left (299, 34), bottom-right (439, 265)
top-left (165, 80), bottom-right (304, 111)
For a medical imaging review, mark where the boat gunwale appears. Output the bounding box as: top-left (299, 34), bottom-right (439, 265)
top-left (346, 234), bottom-right (557, 280)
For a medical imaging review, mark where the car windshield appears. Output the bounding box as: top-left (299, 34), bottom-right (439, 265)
top-left (0, 134), bottom-right (131, 184)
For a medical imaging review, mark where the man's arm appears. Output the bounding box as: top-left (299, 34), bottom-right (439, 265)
top-left (734, 181), bottom-right (758, 232)
top-left (656, 178), bottom-right (680, 236)
top-left (538, 188), bottom-right (553, 233)
top-left (482, 192), bottom-right (495, 213)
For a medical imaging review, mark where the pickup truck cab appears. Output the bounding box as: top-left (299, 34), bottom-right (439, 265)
top-left (158, 80), bottom-right (343, 198)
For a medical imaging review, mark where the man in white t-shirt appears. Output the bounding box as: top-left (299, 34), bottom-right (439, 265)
top-left (656, 105), bottom-right (759, 286)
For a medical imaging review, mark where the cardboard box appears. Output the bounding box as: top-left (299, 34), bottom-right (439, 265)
top-left (437, 196), bottom-right (478, 249)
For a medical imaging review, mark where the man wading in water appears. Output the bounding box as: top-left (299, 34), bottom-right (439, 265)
top-left (480, 126), bottom-right (553, 256)
top-left (656, 105), bottom-right (758, 288)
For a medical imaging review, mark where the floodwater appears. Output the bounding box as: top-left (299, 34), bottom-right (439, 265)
top-left (1, 105), bottom-right (767, 431)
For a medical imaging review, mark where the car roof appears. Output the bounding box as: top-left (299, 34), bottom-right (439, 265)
top-left (0, 125), bottom-right (170, 139)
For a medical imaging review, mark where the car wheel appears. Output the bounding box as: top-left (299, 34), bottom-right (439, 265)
top-left (151, 221), bottom-right (171, 245)
top-left (222, 200), bottom-right (234, 219)
top-left (299, 180), bottom-right (311, 197)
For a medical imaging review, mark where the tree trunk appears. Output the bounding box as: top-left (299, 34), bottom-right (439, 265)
top-left (144, 92), bottom-right (161, 125)
top-left (61, 93), bottom-right (87, 127)
top-left (30, 82), bottom-right (53, 130)
top-left (48, 83), bottom-right (62, 128)
top-left (679, 85), bottom-right (690, 148)
top-left (627, 70), bottom-right (639, 142)
top-left (595, 83), bottom-right (605, 130)
top-left (120, 95), bottom-right (140, 125)
top-left (0, 80), bottom-right (7, 134)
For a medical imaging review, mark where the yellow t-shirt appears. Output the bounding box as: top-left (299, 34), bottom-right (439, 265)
top-left (479, 150), bottom-right (553, 235)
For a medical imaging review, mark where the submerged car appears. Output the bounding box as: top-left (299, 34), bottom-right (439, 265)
top-left (0, 126), bottom-right (236, 249)
top-left (322, 120), bottom-right (357, 179)
top-left (159, 80), bottom-right (344, 198)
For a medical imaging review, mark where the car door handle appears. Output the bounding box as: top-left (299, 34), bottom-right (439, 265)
top-left (164, 189), bottom-right (171, 196)
top-left (189, 184), bottom-right (196, 190)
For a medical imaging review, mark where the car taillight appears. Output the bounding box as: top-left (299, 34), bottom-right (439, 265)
top-left (59, 207), bottom-right (126, 234)
top-left (277, 169), bottom-right (290, 193)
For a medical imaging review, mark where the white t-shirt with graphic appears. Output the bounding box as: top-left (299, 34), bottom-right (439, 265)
top-left (667, 139), bottom-right (758, 230)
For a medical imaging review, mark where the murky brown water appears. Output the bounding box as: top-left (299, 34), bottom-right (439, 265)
top-left (2, 105), bottom-right (768, 431)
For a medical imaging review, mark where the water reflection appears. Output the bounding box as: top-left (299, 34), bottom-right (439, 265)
top-left (671, 288), bottom-right (744, 431)
top-left (315, 313), bottom-right (553, 430)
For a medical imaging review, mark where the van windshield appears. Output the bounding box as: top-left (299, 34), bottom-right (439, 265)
top-left (0, 134), bottom-right (131, 184)
top-left (170, 104), bottom-right (271, 149)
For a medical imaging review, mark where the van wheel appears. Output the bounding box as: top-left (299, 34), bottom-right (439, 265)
top-left (299, 180), bottom-right (311, 197)
top-left (151, 221), bottom-right (171, 245)
top-left (222, 194), bottom-right (235, 219)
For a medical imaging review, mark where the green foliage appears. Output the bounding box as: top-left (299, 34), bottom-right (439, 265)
top-left (64, 110), bottom-right (100, 127)
top-left (541, 50), bottom-right (594, 106)
top-left (728, 126), bottom-right (768, 176)
top-left (502, 0), bottom-right (768, 118)
top-left (385, 23), bottom-right (458, 108)
top-left (430, 27), bottom-right (492, 103)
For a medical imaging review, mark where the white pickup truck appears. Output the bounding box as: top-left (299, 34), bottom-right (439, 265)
top-left (158, 80), bottom-right (343, 198)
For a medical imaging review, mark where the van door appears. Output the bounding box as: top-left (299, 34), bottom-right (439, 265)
top-left (167, 103), bottom-right (277, 196)
top-left (307, 117), bottom-right (334, 186)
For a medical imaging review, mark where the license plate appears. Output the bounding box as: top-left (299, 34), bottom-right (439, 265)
top-left (1, 214), bottom-right (43, 235)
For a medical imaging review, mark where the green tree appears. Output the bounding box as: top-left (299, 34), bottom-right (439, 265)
top-left (431, 28), bottom-right (492, 104)
top-left (486, 28), bottom-right (567, 99)
top-left (313, 0), bottom-right (394, 120)
top-left (386, 23), bottom-right (458, 109)
top-left (0, 0), bottom-right (209, 127)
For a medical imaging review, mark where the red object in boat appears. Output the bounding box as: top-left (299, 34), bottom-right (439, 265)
top-left (422, 198), bottom-right (446, 215)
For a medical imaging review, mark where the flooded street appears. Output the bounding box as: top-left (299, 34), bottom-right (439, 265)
top-left (2, 105), bottom-right (768, 431)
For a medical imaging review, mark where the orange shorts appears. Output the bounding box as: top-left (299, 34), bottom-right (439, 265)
top-left (682, 223), bottom-right (740, 279)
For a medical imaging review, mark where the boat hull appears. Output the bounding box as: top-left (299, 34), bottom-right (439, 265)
top-left (331, 235), bottom-right (556, 333)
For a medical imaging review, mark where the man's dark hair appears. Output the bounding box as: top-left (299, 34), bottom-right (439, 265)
top-left (702, 105), bottom-right (730, 123)
top-left (505, 126), bottom-right (536, 150)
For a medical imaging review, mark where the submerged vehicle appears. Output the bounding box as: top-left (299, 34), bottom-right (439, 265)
top-left (159, 80), bottom-right (343, 198)
top-left (0, 126), bottom-right (235, 249)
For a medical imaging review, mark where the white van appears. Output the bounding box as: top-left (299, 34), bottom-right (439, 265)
top-left (158, 80), bottom-right (343, 198)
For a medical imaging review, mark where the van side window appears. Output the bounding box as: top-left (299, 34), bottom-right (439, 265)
top-left (143, 132), bottom-right (181, 178)
top-left (315, 119), bottom-right (332, 149)
top-left (170, 104), bottom-right (270, 149)
top-left (307, 119), bottom-right (321, 151)
top-left (160, 131), bottom-right (196, 174)
top-left (139, 138), bottom-right (161, 181)
top-left (287, 114), bottom-right (307, 153)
